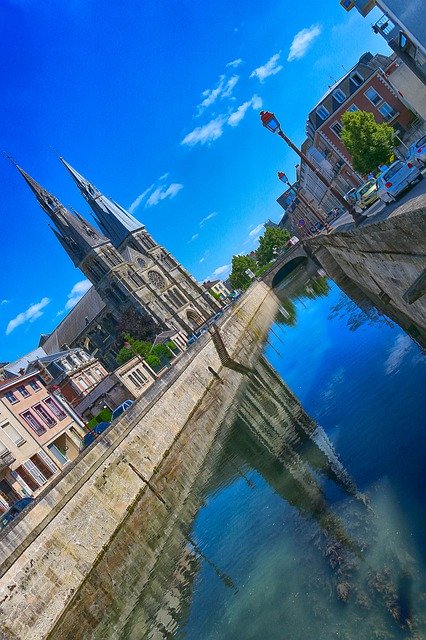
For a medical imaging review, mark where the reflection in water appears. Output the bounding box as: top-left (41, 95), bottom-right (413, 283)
top-left (119, 269), bottom-right (425, 640)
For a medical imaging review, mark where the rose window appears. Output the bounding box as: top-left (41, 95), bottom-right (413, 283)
top-left (148, 270), bottom-right (166, 289)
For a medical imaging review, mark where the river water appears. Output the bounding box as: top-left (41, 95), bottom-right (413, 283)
top-left (121, 268), bottom-right (426, 640)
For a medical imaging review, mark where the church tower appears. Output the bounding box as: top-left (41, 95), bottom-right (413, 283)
top-left (16, 166), bottom-right (171, 332)
top-left (60, 158), bottom-right (221, 333)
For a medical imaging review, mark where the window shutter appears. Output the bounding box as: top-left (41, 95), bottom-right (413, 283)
top-left (36, 450), bottom-right (59, 474)
top-left (23, 460), bottom-right (47, 486)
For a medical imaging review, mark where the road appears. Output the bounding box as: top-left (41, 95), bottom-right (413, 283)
top-left (331, 168), bottom-right (426, 232)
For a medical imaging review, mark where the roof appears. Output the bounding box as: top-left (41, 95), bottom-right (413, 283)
top-left (2, 347), bottom-right (47, 377)
top-left (41, 286), bottom-right (106, 355)
top-left (153, 329), bottom-right (180, 346)
top-left (204, 280), bottom-right (220, 289)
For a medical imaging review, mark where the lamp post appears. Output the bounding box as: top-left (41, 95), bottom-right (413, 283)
top-left (277, 171), bottom-right (332, 233)
top-left (260, 111), bottom-right (366, 226)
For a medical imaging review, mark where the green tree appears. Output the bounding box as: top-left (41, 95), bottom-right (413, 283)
top-left (256, 227), bottom-right (290, 267)
top-left (340, 111), bottom-right (394, 175)
top-left (229, 254), bottom-right (257, 291)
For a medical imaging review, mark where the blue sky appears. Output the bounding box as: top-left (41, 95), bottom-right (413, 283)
top-left (0, 0), bottom-right (390, 362)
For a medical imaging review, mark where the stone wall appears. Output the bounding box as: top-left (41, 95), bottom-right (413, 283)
top-left (307, 197), bottom-right (426, 346)
top-left (0, 282), bottom-right (278, 640)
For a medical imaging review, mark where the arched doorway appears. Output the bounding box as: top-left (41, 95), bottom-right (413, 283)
top-left (186, 309), bottom-right (204, 329)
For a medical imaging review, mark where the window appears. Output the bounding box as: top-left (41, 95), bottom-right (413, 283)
top-left (365, 87), bottom-right (382, 106)
top-left (331, 122), bottom-right (343, 137)
top-left (134, 368), bottom-right (148, 384)
top-left (21, 411), bottom-right (46, 436)
top-left (148, 271), bottom-right (166, 289)
top-left (379, 102), bottom-right (397, 120)
top-left (350, 71), bottom-right (364, 87)
top-left (29, 379), bottom-right (40, 391)
top-left (1, 422), bottom-right (26, 446)
top-left (17, 385), bottom-right (30, 398)
top-left (33, 404), bottom-right (56, 428)
top-left (5, 391), bottom-right (18, 404)
top-left (347, 104), bottom-right (359, 112)
top-left (44, 397), bottom-right (66, 419)
top-left (333, 89), bottom-right (346, 104)
top-left (316, 105), bottom-right (330, 120)
top-left (128, 373), bottom-right (141, 389)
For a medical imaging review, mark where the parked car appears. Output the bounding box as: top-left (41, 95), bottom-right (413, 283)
top-left (111, 400), bottom-right (133, 422)
top-left (0, 497), bottom-right (34, 530)
top-left (354, 179), bottom-right (379, 211)
top-left (80, 421), bottom-right (111, 450)
top-left (376, 160), bottom-right (423, 203)
top-left (344, 188), bottom-right (358, 204)
top-left (407, 135), bottom-right (426, 166)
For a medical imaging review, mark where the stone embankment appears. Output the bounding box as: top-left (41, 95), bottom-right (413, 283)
top-left (308, 196), bottom-right (426, 347)
top-left (0, 281), bottom-right (278, 640)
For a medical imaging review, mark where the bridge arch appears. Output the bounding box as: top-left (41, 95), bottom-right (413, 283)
top-left (271, 256), bottom-right (308, 288)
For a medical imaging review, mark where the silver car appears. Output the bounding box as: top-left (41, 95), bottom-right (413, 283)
top-left (407, 135), bottom-right (426, 166)
top-left (376, 160), bottom-right (422, 203)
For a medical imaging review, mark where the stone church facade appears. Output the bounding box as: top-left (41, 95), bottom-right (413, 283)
top-left (17, 160), bottom-right (220, 369)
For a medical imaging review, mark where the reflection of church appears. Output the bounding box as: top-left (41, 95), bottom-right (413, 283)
top-left (16, 159), bottom-right (220, 368)
top-left (124, 356), bottom-right (361, 639)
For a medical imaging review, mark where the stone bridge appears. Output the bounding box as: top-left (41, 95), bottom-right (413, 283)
top-left (261, 243), bottom-right (311, 288)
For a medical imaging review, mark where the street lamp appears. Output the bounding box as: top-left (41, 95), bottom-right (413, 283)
top-left (277, 171), bottom-right (332, 233)
top-left (261, 111), bottom-right (366, 226)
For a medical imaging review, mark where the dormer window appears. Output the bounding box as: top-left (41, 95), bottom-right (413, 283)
top-left (333, 89), bottom-right (346, 104)
top-left (316, 105), bottom-right (330, 120)
top-left (350, 72), bottom-right (364, 87)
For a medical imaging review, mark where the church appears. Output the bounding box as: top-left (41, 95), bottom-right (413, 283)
top-left (16, 159), bottom-right (221, 369)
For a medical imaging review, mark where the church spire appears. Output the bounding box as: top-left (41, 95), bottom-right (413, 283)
top-left (16, 164), bottom-right (109, 267)
top-left (60, 157), bottom-right (143, 247)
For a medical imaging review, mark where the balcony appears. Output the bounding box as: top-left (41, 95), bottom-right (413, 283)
top-left (0, 450), bottom-right (16, 472)
top-left (373, 15), bottom-right (399, 44)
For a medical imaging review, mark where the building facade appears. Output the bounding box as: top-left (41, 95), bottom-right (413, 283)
top-left (341, 0), bottom-right (426, 84)
top-left (307, 52), bottom-right (415, 177)
top-left (0, 373), bottom-right (86, 512)
top-left (203, 280), bottom-right (231, 300)
top-left (15, 160), bottom-right (221, 369)
top-left (26, 348), bottom-right (109, 408)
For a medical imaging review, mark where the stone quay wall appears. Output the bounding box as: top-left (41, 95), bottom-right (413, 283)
top-left (307, 197), bottom-right (426, 344)
top-left (0, 281), bottom-right (278, 640)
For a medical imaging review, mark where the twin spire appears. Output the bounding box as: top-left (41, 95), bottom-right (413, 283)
top-left (12, 156), bottom-right (144, 266)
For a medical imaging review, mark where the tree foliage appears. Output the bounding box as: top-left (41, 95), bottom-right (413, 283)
top-left (256, 227), bottom-right (290, 267)
top-left (229, 255), bottom-right (257, 291)
top-left (340, 111), bottom-right (394, 175)
top-left (115, 309), bottom-right (160, 346)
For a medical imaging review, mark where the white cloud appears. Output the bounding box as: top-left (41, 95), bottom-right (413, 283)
top-left (198, 75), bottom-right (239, 113)
top-left (65, 280), bottom-right (92, 310)
top-left (199, 212), bottom-right (217, 227)
top-left (249, 223), bottom-right (265, 237)
top-left (228, 94), bottom-right (263, 127)
top-left (199, 256), bottom-right (206, 263)
top-left (226, 58), bottom-right (243, 68)
top-left (189, 233), bottom-right (199, 243)
top-left (206, 264), bottom-right (231, 281)
top-left (250, 53), bottom-right (283, 82)
top-left (129, 183), bottom-right (156, 213)
top-left (385, 334), bottom-right (413, 375)
top-left (146, 182), bottom-right (184, 207)
top-left (6, 297), bottom-right (51, 335)
top-left (287, 24), bottom-right (322, 62)
top-left (182, 116), bottom-right (226, 146)
top-left (1, 299), bottom-right (9, 306)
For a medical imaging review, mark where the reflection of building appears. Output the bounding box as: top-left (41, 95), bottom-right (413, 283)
top-left (0, 372), bottom-right (86, 511)
top-left (15, 160), bottom-right (220, 369)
